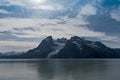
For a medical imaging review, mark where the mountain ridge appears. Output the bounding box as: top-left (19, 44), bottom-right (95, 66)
top-left (0, 36), bottom-right (120, 59)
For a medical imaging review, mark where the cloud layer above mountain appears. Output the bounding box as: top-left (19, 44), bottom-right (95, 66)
top-left (0, 0), bottom-right (120, 52)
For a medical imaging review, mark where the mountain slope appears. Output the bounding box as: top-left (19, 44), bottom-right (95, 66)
top-left (22, 36), bottom-right (57, 58)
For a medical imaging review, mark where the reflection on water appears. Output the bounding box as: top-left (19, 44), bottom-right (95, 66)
top-left (0, 59), bottom-right (120, 80)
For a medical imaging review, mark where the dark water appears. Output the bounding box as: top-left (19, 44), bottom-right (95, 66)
top-left (0, 59), bottom-right (120, 80)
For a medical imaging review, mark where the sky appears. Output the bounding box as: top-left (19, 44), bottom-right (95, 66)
top-left (0, 0), bottom-right (120, 52)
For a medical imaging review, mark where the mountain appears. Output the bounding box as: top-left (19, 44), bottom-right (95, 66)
top-left (0, 36), bottom-right (120, 59)
top-left (52, 36), bottom-right (120, 58)
top-left (22, 36), bottom-right (120, 58)
top-left (21, 36), bottom-right (67, 58)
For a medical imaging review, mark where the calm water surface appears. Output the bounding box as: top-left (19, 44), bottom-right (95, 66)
top-left (0, 59), bottom-right (120, 80)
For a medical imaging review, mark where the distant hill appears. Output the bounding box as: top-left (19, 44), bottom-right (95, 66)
top-left (0, 36), bottom-right (120, 59)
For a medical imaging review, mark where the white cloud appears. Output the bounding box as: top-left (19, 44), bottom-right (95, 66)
top-left (2, 0), bottom-right (64, 11)
top-left (110, 7), bottom-right (120, 22)
top-left (32, 4), bottom-right (63, 11)
top-left (0, 18), bottom-right (60, 31)
top-left (79, 4), bottom-right (97, 16)
top-left (0, 18), bottom-right (104, 39)
top-left (0, 9), bottom-right (11, 14)
top-left (0, 17), bottom-right (118, 40)
top-left (13, 25), bottom-right (105, 39)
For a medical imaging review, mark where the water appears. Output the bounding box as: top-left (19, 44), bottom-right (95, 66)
top-left (0, 59), bottom-right (120, 80)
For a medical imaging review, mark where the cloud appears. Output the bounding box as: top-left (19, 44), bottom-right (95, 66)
top-left (32, 4), bottom-right (63, 11)
top-left (0, 41), bottom-right (38, 52)
top-left (0, 0), bottom-right (97, 18)
top-left (0, 9), bottom-right (11, 14)
top-left (0, 18), bottom-right (105, 38)
top-left (1, 0), bottom-right (26, 7)
top-left (0, 17), bottom-right (118, 42)
top-left (0, 0), bottom-right (63, 11)
top-left (0, 18), bottom-right (60, 31)
top-left (0, 17), bottom-right (107, 45)
top-left (79, 4), bottom-right (97, 16)
top-left (110, 6), bottom-right (120, 22)
top-left (0, 0), bottom-right (120, 52)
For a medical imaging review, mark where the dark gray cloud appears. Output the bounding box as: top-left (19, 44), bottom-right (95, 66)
top-left (87, 14), bottom-right (120, 34)
top-left (85, 0), bottom-right (120, 37)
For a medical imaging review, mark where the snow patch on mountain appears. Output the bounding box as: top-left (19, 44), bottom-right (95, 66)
top-left (48, 41), bottom-right (65, 58)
